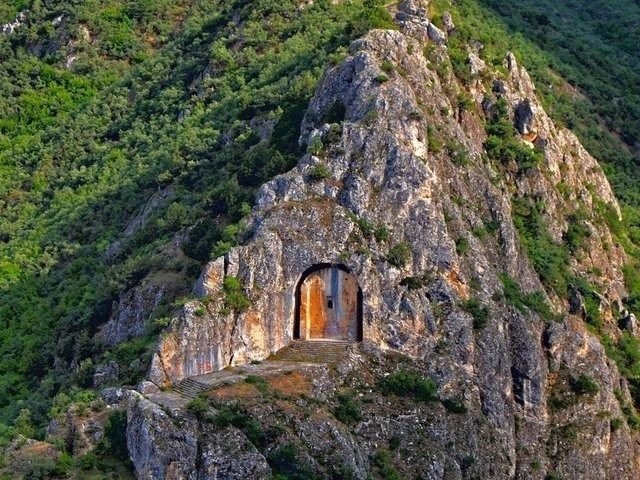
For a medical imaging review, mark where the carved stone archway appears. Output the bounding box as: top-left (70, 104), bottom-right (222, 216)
top-left (294, 264), bottom-right (363, 341)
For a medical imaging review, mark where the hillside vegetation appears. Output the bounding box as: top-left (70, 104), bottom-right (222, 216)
top-left (1, 0), bottom-right (640, 468)
top-left (0, 0), bottom-right (394, 434)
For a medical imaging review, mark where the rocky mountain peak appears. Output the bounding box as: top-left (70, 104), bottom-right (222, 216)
top-left (119, 9), bottom-right (638, 479)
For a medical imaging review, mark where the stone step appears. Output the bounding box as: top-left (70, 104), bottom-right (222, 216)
top-left (271, 340), bottom-right (357, 363)
top-left (174, 378), bottom-right (209, 398)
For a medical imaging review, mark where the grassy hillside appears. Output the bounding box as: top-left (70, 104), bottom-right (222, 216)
top-left (1, 0), bottom-right (640, 458)
top-left (0, 0), bottom-right (394, 435)
top-left (429, 0), bottom-right (640, 306)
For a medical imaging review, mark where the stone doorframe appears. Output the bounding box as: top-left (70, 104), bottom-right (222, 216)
top-left (293, 263), bottom-right (363, 341)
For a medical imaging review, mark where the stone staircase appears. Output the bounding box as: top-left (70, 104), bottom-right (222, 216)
top-left (270, 340), bottom-right (356, 363)
top-left (173, 377), bottom-right (210, 398)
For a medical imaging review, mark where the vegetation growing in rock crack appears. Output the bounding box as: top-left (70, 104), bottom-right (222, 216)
top-left (378, 370), bottom-right (438, 402)
top-left (386, 242), bottom-right (411, 268)
top-left (222, 276), bottom-right (250, 313)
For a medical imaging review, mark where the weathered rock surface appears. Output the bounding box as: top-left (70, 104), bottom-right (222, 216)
top-left (1, 11), bottom-right (26, 35)
top-left (137, 4), bottom-right (639, 478)
top-left (93, 360), bottom-right (120, 388)
top-left (126, 395), bottom-right (271, 479)
top-left (95, 281), bottom-right (166, 347)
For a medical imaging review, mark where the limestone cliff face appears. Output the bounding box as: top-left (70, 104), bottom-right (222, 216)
top-left (140, 2), bottom-right (639, 477)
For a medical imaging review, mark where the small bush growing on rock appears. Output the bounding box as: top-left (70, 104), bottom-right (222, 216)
top-left (267, 443), bottom-right (318, 480)
top-left (324, 123), bottom-right (343, 145)
top-left (400, 276), bottom-right (425, 290)
top-left (380, 60), bottom-right (395, 73)
top-left (564, 211), bottom-right (591, 254)
top-left (186, 395), bottom-right (209, 418)
top-left (447, 139), bottom-right (471, 166)
top-left (322, 100), bottom-right (346, 124)
top-left (611, 418), bottom-right (624, 431)
top-left (374, 224), bottom-right (389, 242)
top-left (332, 392), bottom-right (362, 425)
top-left (245, 374), bottom-right (270, 394)
top-left (222, 276), bottom-right (250, 313)
top-left (212, 405), bottom-right (236, 429)
top-left (387, 242), bottom-right (411, 268)
top-left (500, 275), bottom-right (557, 322)
top-left (485, 97), bottom-right (543, 171)
top-left (441, 398), bottom-right (468, 414)
top-left (307, 136), bottom-right (324, 155)
top-left (460, 297), bottom-right (490, 329)
top-left (372, 449), bottom-right (401, 480)
top-left (455, 237), bottom-right (469, 255)
top-left (212, 404), bottom-right (265, 447)
top-left (457, 92), bottom-right (475, 112)
top-left (378, 370), bottom-right (438, 402)
top-left (375, 74), bottom-right (389, 83)
top-left (96, 410), bottom-right (129, 461)
top-left (570, 374), bottom-right (599, 396)
top-left (427, 125), bottom-right (444, 153)
top-left (308, 163), bottom-right (331, 181)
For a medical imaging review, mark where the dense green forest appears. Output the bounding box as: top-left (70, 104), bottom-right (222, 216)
top-left (0, 0), bottom-right (394, 438)
top-left (1, 0), bottom-right (640, 465)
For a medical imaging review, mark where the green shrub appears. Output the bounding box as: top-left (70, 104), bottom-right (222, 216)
top-left (485, 98), bottom-right (543, 171)
top-left (611, 417), bottom-right (624, 431)
top-left (426, 126), bottom-right (444, 154)
top-left (380, 61), bottom-right (395, 73)
top-left (548, 392), bottom-right (576, 412)
top-left (222, 276), bottom-right (250, 313)
top-left (400, 276), bottom-right (425, 290)
top-left (186, 396), bottom-right (210, 418)
top-left (307, 136), bottom-right (324, 156)
top-left (211, 404), bottom-right (265, 447)
top-left (245, 374), bottom-right (270, 394)
top-left (77, 451), bottom-right (101, 470)
top-left (375, 74), bottom-right (389, 83)
top-left (471, 226), bottom-right (488, 239)
top-left (333, 392), bottom-right (362, 424)
top-left (564, 212), bottom-right (591, 254)
top-left (374, 224), bottom-right (389, 242)
top-left (447, 139), bottom-right (471, 166)
top-left (372, 449), bottom-right (401, 480)
top-left (510, 197), bottom-right (571, 296)
top-left (378, 370), bottom-right (438, 402)
top-left (387, 242), bottom-right (411, 268)
top-left (499, 275), bottom-right (557, 322)
top-left (96, 410), bottom-right (129, 461)
top-left (455, 237), bottom-right (470, 255)
top-left (457, 92), bottom-right (475, 112)
top-left (460, 297), bottom-right (490, 329)
top-left (441, 398), bottom-right (468, 414)
top-left (308, 163), bottom-right (331, 181)
top-left (267, 443), bottom-right (318, 480)
top-left (570, 374), bottom-right (599, 396)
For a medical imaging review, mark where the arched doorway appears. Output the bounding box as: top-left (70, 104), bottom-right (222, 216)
top-left (294, 264), bottom-right (363, 341)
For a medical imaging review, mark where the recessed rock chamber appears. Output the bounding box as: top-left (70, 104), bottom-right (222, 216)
top-left (294, 264), bottom-right (363, 341)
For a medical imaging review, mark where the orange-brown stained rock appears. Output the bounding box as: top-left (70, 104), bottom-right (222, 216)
top-left (339, 271), bottom-right (359, 339)
top-left (301, 272), bottom-right (328, 339)
top-left (299, 267), bottom-right (358, 340)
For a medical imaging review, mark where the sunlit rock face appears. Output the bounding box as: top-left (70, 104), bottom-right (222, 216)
top-left (140, 2), bottom-right (639, 476)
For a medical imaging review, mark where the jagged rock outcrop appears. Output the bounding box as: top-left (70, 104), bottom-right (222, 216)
top-left (137, 3), bottom-right (640, 478)
top-left (96, 282), bottom-right (166, 347)
top-left (126, 395), bottom-right (271, 479)
top-left (1, 11), bottom-right (26, 35)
